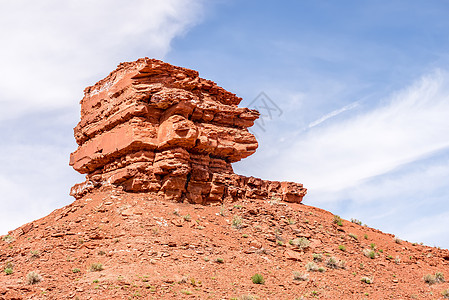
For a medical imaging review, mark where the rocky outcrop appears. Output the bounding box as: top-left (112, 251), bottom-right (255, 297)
top-left (69, 58), bottom-right (306, 204)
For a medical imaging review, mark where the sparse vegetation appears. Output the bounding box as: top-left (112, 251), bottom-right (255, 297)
top-left (424, 274), bottom-right (437, 285)
top-left (305, 261), bottom-right (319, 272)
top-left (2, 235), bottom-right (14, 243)
top-left (251, 273), bottom-right (265, 284)
top-left (313, 253), bottom-right (323, 262)
top-left (364, 234), bottom-right (368, 239)
top-left (436, 272), bottom-right (445, 283)
top-left (5, 268), bottom-right (13, 275)
top-left (394, 237), bottom-right (402, 244)
top-left (89, 263), bottom-right (104, 272)
top-left (333, 215), bottom-right (343, 226)
top-left (27, 271), bottom-right (42, 285)
top-left (442, 289), bottom-right (449, 299)
top-left (290, 237), bottom-right (310, 250)
top-left (363, 249), bottom-right (377, 259)
top-left (231, 215), bottom-right (243, 229)
top-left (238, 295), bottom-right (256, 300)
top-left (351, 218), bottom-right (362, 225)
top-left (394, 256), bottom-right (401, 264)
top-left (361, 276), bottom-right (373, 284)
top-left (326, 256), bottom-right (345, 269)
top-left (30, 250), bottom-right (40, 258)
top-left (370, 243), bottom-right (376, 249)
top-left (181, 290), bottom-right (192, 295)
top-left (338, 245), bottom-right (346, 251)
top-left (215, 258), bottom-right (224, 264)
top-left (72, 268), bottom-right (81, 273)
top-left (293, 271), bottom-right (309, 281)
top-left (183, 214), bottom-right (191, 221)
top-left (348, 233), bottom-right (358, 240)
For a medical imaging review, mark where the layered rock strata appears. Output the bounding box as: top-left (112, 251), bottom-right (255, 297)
top-left (70, 58), bottom-right (306, 204)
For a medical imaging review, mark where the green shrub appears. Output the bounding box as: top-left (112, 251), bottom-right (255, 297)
top-left (72, 268), bottom-right (81, 273)
top-left (338, 245), bottom-right (346, 251)
top-left (363, 249), bottom-right (376, 259)
top-left (361, 276), bottom-right (373, 284)
top-left (351, 218), bottom-right (362, 225)
top-left (5, 268), bottom-right (13, 275)
top-left (89, 263), bottom-right (104, 272)
top-left (251, 273), bottom-right (265, 284)
top-left (215, 258), bottom-right (224, 263)
top-left (326, 257), bottom-right (345, 269)
top-left (312, 253), bottom-right (323, 262)
top-left (442, 289), bottom-right (449, 299)
top-left (424, 274), bottom-right (437, 285)
top-left (333, 215), bottom-right (343, 226)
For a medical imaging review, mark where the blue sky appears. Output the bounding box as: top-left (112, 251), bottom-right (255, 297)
top-left (1, 0), bottom-right (449, 248)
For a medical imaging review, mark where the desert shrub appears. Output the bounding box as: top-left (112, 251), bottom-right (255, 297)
top-left (305, 261), bottom-right (318, 272)
top-left (338, 245), bottom-right (346, 251)
top-left (239, 295), bottom-right (256, 300)
top-left (232, 216), bottom-right (243, 229)
top-left (333, 215), bottom-right (343, 226)
top-left (215, 258), bottom-right (224, 263)
top-left (312, 253), bottom-right (323, 262)
top-left (89, 263), bottom-right (104, 272)
top-left (394, 256), bottom-right (401, 264)
top-left (326, 257), bottom-right (345, 269)
top-left (424, 274), bottom-right (437, 285)
top-left (2, 235), bottom-right (14, 243)
top-left (436, 272), bottom-right (445, 283)
top-left (30, 250), bottom-right (40, 258)
top-left (318, 267), bottom-right (326, 272)
top-left (293, 271), bottom-right (309, 281)
top-left (251, 273), bottom-right (265, 284)
top-left (394, 237), bottom-right (402, 244)
top-left (361, 276), bottom-right (373, 284)
top-left (363, 249), bottom-right (376, 259)
top-left (442, 289), bottom-right (449, 299)
top-left (348, 233), bottom-right (358, 240)
top-left (5, 268), bottom-right (13, 275)
top-left (291, 237), bottom-right (310, 250)
top-left (351, 218), bottom-right (362, 225)
top-left (27, 271), bottom-right (42, 285)
top-left (72, 268), bottom-right (81, 273)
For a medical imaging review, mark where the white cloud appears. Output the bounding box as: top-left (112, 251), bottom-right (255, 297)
top-left (0, 0), bottom-right (205, 235)
top-left (258, 69), bottom-right (449, 193)
top-left (0, 0), bottom-right (204, 120)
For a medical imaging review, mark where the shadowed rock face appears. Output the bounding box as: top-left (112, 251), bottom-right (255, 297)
top-left (70, 58), bottom-right (306, 204)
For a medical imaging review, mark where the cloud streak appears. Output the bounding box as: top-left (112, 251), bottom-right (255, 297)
top-left (264, 69), bottom-right (449, 193)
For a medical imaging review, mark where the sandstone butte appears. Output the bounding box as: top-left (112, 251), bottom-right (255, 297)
top-left (69, 58), bottom-right (307, 205)
top-left (1, 59), bottom-right (449, 300)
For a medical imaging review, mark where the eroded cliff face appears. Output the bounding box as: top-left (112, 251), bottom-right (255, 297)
top-left (69, 58), bottom-right (306, 204)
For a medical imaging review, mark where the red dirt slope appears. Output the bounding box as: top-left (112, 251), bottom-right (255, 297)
top-left (1, 186), bottom-right (449, 299)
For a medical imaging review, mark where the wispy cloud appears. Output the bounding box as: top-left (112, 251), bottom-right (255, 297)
top-left (308, 101), bottom-right (360, 128)
top-left (260, 69), bottom-right (449, 193)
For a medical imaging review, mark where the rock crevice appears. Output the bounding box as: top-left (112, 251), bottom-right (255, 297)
top-left (70, 58), bottom-right (307, 204)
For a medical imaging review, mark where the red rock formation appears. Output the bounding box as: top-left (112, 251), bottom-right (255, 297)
top-left (69, 58), bottom-right (306, 204)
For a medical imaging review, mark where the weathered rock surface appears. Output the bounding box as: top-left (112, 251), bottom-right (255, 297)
top-left (70, 58), bottom-right (307, 203)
